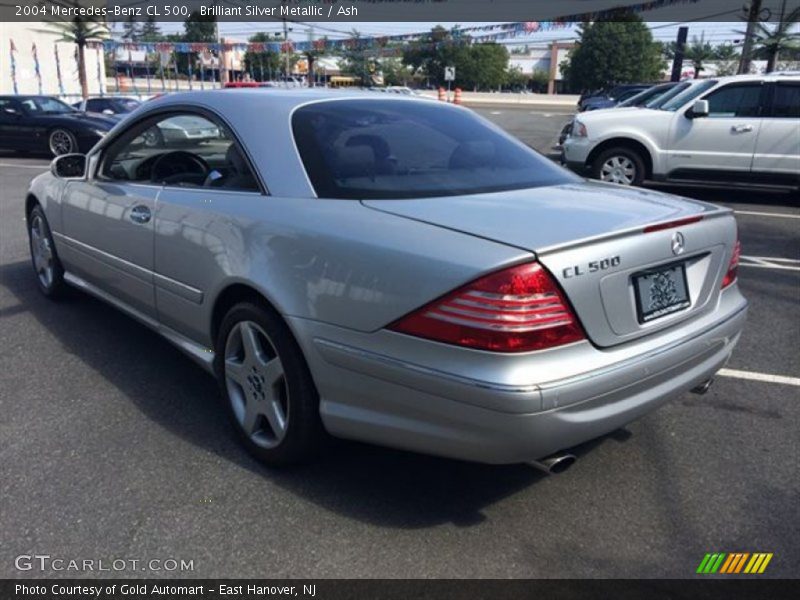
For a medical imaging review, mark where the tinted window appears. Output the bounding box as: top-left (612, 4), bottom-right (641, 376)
top-left (19, 97), bottom-right (75, 114)
top-left (292, 100), bottom-right (576, 199)
top-left (85, 99), bottom-right (107, 111)
top-left (646, 82), bottom-right (690, 109)
top-left (660, 80), bottom-right (717, 111)
top-left (771, 83), bottom-right (800, 118)
top-left (705, 84), bottom-right (762, 117)
top-left (101, 113), bottom-right (259, 191)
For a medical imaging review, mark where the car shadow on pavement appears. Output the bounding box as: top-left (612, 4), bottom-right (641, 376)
top-left (1, 259), bottom-right (620, 529)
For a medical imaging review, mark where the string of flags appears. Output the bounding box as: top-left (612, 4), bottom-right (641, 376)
top-left (6, 0), bottom-right (699, 94)
top-left (93, 0), bottom-right (700, 54)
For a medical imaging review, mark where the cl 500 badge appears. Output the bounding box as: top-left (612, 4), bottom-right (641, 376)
top-left (563, 256), bottom-right (621, 278)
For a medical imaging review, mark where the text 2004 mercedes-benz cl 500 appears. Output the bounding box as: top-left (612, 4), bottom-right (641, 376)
top-left (25, 90), bottom-right (747, 471)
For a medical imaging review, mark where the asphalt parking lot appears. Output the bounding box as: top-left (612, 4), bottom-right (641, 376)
top-left (1, 110), bottom-right (798, 579)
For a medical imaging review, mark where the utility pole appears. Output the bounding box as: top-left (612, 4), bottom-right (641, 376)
top-left (670, 26), bottom-right (689, 82)
top-left (283, 18), bottom-right (290, 84)
top-left (738, 0), bottom-right (763, 74)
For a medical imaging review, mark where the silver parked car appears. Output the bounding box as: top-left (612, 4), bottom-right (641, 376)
top-left (26, 90), bottom-right (747, 469)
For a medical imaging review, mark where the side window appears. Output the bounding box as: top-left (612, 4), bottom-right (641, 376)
top-left (704, 84), bottom-right (763, 118)
top-left (100, 112), bottom-right (259, 192)
top-left (771, 83), bottom-right (800, 118)
top-left (0, 98), bottom-right (22, 116)
top-left (85, 99), bottom-right (103, 112)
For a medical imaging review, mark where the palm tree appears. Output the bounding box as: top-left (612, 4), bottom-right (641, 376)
top-left (743, 8), bottom-right (800, 73)
top-left (39, 8), bottom-right (108, 99)
top-left (685, 34), bottom-right (715, 78)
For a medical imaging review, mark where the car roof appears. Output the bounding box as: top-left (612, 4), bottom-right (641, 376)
top-left (106, 88), bottom-right (460, 200)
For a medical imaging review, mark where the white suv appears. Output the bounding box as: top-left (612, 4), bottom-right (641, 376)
top-left (563, 74), bottom-right (800, 188)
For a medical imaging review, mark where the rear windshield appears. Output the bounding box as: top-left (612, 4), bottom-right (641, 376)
top-left (292, 99), bottom-right (576, 199)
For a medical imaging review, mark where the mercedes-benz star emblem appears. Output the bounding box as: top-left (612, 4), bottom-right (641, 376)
top-left (671, 231), bottom-right (686, 256)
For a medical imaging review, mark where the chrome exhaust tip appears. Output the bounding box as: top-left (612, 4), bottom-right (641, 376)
top-left (529, 452), bottom-right (576, 475)
top-left (691, 378), bottom-right (715, 395)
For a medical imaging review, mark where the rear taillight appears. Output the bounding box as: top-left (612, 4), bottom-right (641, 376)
top-left (721, 238), bottom-right (741, 289)
top-left (388, 262), bottom-right (585, 352)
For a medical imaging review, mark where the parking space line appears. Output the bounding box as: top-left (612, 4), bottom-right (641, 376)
top-left (740, 255), bottom-right (800, 271)
top-left (718, 368), bottom-right (800, 387)
top-left (0, 163), bottom-right (49, 170)
top-left (735, 210), bottom-right (800, 219)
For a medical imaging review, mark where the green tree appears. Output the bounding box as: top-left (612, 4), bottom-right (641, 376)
top-left (380, 57), bottom-right (414, 86)
top-left (685, 34), bottom-right (715, 78)
top-left (39, 3), bottom-right (109, 99)
top-left (243, 32), bottom-right (282, 82)
top-left (561, 13), bottom-right (664, 92)
top-left (176, 11), bottom-right (217, 78)
top-left (339, 30), bottom-right (380, 85)
top-left (713, 43), bottom-right (740, 76)
top-left (139, 15), bottom-right (163, 42)
top-left (740, 7), bottom-right (800, 72)
top-left (122, 15), bottom-right (140, 41)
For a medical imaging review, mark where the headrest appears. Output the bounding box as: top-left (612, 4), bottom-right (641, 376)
top-left (226, 144), bottom-right (247, 173)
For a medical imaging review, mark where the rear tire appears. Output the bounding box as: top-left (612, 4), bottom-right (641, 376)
top-left (592, 146), bottom-right (646, 186)
top-left (28, 205), bottom-right (66, 299)
top-left (214, 302), bottom-right (325, 466)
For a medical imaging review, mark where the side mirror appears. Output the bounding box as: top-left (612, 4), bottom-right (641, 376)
top-left (51, 154), bottom-right (87, 179)
top-left (690, 99), bottom-right (709, 118)
top-left (3, 107), bottom-right (20, 116)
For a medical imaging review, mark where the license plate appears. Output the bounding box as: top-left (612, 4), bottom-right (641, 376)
top-left (633, 262), bottom-right (690, 323)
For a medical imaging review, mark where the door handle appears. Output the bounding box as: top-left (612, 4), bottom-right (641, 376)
top-left (129, 204), bottom-right (151, 224)
top-left (732, 124), bottom-right (754, 133)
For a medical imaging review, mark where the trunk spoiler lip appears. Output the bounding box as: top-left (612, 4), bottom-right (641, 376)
top-left (534, 206), bottom-right (733, 256)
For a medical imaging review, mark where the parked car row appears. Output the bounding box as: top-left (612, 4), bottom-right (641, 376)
top-left (562, 73), bottom-right (800, 189)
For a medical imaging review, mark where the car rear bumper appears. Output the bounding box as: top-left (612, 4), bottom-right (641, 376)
top-left (293, 291), bottom-right (747, 464)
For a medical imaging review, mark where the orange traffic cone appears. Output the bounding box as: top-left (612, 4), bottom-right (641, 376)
top-left (438, 87), bottom-right (446, 102)
top-left (453, 87), bottom-right (462, 105)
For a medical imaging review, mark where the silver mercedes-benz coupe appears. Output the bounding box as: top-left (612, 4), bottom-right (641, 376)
top-left (25, 90), bottom-right (747, 469)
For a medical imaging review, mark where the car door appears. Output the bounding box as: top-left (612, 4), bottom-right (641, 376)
top-left (666, 81), bottom-right (765, 175)
top-left (751, 80), bottom-right (800, 179)
top-left (152, 112), bottom-right (264, 343)
top-left (59, 120), bottom-right (164, 319)
top-left (0, 98), bottom-right (30, 149)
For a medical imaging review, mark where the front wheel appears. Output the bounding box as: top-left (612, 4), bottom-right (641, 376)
top-left (592, 147), bottom-right (645, 186)
top-left (28, 205), bottom-right (66, 298)
top-left (48, 128), bottom-right (77, 156)
top-left (214, 302), bottom-right (325, 466)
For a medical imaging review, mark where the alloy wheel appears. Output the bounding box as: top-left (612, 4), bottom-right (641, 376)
top-left (29, 214), bottom-right (55, 289)
top-left (49, 129), bottom-right (75, 156)
top-left (224, 320), bottom-right (289, 449)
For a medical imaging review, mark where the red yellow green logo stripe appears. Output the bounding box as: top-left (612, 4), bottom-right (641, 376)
top-left (697, 552), bottom-right (773, 574)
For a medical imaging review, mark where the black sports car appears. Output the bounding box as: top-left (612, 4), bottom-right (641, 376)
top-left (0, 95), bottom-right (117, 156)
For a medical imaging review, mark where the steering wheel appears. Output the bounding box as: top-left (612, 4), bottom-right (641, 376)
top-left (150, 151), bottom-right (209, 185)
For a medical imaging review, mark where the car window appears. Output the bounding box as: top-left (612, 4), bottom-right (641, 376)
top-left (704, 83), bottom-right (763, 118)
top-left (85, 99), bottom-right (105, 112)
top-left (100, 112), bottom-right (259, 192)
top-left (19, 97), bottom-right (75, 114)
top-left (0, 98), bottom-right (23, 114)
top-left (646, 82), bottom-right (690, 109)
top-left (771, 83), bottom-right (800, 118)
top-left (660, 80), bottom-right (717, 111)
top-left (292, 100), bottom-right (577, 200)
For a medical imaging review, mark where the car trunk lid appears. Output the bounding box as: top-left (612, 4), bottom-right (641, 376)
top-left (363, 181), bottom-right (736, 347)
